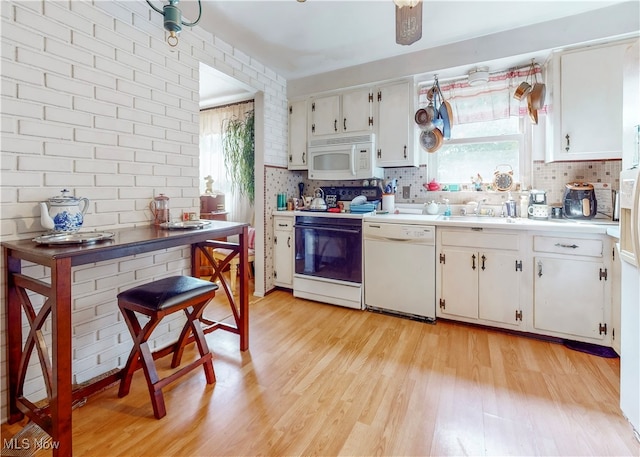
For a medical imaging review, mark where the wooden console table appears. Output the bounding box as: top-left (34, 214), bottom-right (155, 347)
top-left (2, 221), bottom-right (250, 456)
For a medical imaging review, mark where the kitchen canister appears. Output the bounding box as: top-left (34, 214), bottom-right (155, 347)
top-left (277, 193), bottom-right (287, 211)
top-left (382, 193), bottom-right (395, 213)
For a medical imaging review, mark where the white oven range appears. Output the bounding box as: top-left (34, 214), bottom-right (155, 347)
top-left (293, 211), bottom-right (366, 309)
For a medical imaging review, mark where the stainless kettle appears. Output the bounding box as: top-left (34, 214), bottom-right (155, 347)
top-left (309, 188), bottom-right (327, 211)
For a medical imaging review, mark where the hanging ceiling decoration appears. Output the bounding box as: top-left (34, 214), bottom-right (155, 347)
top-left (394, 0), bottom-right (422, 46)
top-left (146, 0), bottom-right (202, 47)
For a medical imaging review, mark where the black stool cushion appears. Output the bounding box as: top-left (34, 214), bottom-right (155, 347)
top-left (118, 276), bottom-right (218, 311)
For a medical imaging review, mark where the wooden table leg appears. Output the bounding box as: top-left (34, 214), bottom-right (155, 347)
top-left (6, 253), bottom-right (24, 424)
top-left (192, 227), bottom-right (250, 352)
top-left (238, 226), bottom-right (249, 351)
top-left (51, 257), bottom-right (73, 457)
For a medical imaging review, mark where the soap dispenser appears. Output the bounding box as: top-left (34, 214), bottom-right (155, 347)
top-left (443, 198), bottom-right (451, 216)
top-left (504, 192), bottom-right (517, 217)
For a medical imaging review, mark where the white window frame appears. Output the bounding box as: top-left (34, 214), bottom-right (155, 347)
top-left (425, 117), bottom-right (533, 189)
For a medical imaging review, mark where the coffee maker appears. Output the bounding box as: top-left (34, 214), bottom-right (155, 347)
top-left (528, 189), bottom-right (549, 219)
top-left (529, 189), bottom-right (547, 206)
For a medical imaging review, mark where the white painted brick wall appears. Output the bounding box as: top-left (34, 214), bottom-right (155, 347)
top-left (0, 0), bottom-right (288, 424)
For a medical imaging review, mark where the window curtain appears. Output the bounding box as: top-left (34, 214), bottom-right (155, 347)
top-left (418, 64), bottom-right (547, 125)
top-left (199, 100), bottom-right (254, 224)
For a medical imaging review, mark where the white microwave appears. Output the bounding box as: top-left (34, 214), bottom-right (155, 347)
top-left (307, 133), bottom-right (383, 181)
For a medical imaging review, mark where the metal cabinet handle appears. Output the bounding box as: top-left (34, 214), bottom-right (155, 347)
top-left (481, 254), bottom-right (486, 271)
top-left (302, 152), bottom-right (306, 164)
top-left (344, 118), bottom-right (347, 131)
top-left (555, 243), bottom-right (578, 249)
top-left (565, 134), bottom-right (570, 152)
top-left (403, 145), bottom-right (407, 159)
top-left (278, 223), bottom-right (288, 227)
top-left (334, 119), bottom-right (337, 132)
top-left (287, 236), bottom-right (291, 248)
top-left (472, 254), bottom-right (476, 270)
top-left (537, 261), bottom-right (543, 277)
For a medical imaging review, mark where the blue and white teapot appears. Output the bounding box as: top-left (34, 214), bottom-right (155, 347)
top-left (40, 189), bottom-right (90, 233)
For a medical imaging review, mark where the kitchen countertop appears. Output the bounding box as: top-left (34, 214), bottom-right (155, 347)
top-left (274, 208), bottom-right (619, 235)
top-left (364, 211), bottom-right (618, 234)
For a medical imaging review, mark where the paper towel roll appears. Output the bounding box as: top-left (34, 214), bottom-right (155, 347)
top-left (382, 193), bottom-right (395, 213)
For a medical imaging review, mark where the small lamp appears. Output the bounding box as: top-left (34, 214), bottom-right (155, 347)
top-left (468, 67), bottom-right (490, 86)
top-left (146, 0), bottom-right (202, 47)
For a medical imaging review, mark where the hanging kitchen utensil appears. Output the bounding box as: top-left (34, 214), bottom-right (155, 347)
top-left (438, 101), bottom-right (451, 139)
top-left (415, 108), bottom-right (429, 127)
top-left (527, 93), bottom-right (538, 125)
top-left (420, 128), bottom-right (443, 153)
top-left (514, 60), bottom-right (535, 101)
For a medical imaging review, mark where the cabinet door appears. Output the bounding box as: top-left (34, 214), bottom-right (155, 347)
top-left (342, 88), bottom-right (372, 133)
top-left (311, 94), bottom-right (340, 136)
top-left (533, 256), bottom-right (606, 340)
top-left (547, 41), bottom-right (627, 161)
top-left (376, 80), bottom-right (416, 167)
top-left (439, 248), bottom-right (478, 319)
top-left (273, 217), bottom-right (294, 287)
top-left (288, 100), bottom-right (307, 170)
top-left (478, 250), bottom-right (521, 326)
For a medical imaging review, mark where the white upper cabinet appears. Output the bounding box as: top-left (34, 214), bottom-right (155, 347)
top-left (288, 99), bottom-right (308, 170)
top-left (546, 40), bottom-right (629, 162)
top-left (342, 89), bottom-right (373, 133)
top-left (310, 88), bottom-right (372, 136)
top-left (375, 80), bottom-right (417, 167)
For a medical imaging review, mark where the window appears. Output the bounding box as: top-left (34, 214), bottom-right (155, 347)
top-left (427, 117), bottom-right (526, 185)
top-left (420, 65), bottom-right (542, 188)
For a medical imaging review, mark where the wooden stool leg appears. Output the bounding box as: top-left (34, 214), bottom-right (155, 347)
top-left (188, 306), bottom-right (215, 384)
top-left (171, 303), bottom-right (215, 384)
top-left (139, 339), bottom-right (166, 419)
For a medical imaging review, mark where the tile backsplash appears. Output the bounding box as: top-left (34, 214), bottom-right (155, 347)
top-left (530, 160), bottom-right (621, 205)
top-left (294, 159), bottom-right (621, 213)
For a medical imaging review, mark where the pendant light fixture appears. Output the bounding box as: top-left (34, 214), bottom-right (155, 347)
top-left (394, 0), bottom-right (422, 46)
top-left (146, 0), bottom-right (202, 47)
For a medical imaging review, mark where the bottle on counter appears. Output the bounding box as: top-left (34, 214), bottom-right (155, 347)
top-left (519, 194), bottom-right (529, 218)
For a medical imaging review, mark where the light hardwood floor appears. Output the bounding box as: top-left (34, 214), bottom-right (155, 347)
top-left (3, 289), bottom-right (639, 456)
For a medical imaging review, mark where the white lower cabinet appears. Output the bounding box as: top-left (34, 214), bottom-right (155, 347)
top-left (435, 227), bottom-right (613, 347)
top-left (273, 215), bottom-right (294, 288)
top-left (437, 228), bottom-right (524, 329)
top-left (532, 234), bottom-right (611, 344)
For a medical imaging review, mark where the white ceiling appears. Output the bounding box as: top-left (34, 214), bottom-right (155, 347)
top-left (191, 0), bottom-right (629, 108)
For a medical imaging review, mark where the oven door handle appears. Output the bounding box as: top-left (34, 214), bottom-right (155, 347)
top-left (295, 225), bottom-right (361, 235)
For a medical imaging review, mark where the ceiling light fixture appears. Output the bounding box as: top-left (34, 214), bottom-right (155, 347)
top-left (146, 0), bottom-right (202, 47)
top-left (467, 67), bottom-right (490, 86)
top-left (394, 0), bottom-right (422, 46)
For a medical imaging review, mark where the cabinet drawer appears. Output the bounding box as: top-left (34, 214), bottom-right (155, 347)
top-left (274, 216), bottom-right (293, 231)
top-left (533, 236), bottom-right (603, 257)
top-left (441, 230), bottom-right (519, 250)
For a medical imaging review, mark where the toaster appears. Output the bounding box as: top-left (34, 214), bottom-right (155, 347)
top-left (563, 182), bottom-right (597, 219)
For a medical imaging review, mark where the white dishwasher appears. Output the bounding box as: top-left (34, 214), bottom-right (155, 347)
top-left (363, 220), bottom-right (436, 321)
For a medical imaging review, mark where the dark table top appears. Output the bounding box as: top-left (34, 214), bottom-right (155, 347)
top-left (2, 220), bottom-right (249, 267)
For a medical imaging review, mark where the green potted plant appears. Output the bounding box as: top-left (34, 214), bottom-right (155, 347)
top-left (222, 109), bottom-right (255, 204)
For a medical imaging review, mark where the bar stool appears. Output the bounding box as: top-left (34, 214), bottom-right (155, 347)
top-left (117, 276), bottom-right (218, 419)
